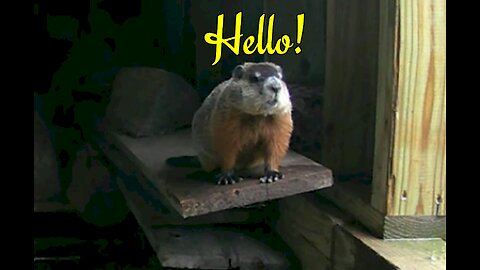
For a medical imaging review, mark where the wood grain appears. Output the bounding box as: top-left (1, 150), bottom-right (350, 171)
top-left (371, 0), bottom-right (399, 215)
top-left (107, 129), bottom-right (333, 218)
top-left (322, 0), bottom-right (379, 176)
top-left (116, 176), bottom-right (290, 269)
top-left (276, 194), bottom-right (351, 258)
top-left (334, 225), bottom-right (446, 270)
top-left (116, 174), bottom-right (264, 227)
top-left (372, 0), bottom-right (447, 216)
top-left (319, 182), bottom-right (385, 238)
top-left (276, 216), bottom-right (331, 270)
top-left (153, 227), bottom-right (290, 269)
top-left (384, 215), bottom-right (446, 239)
top-left (348, 225), bottom-right (446, 270)
top-left (274, 193), bottom-right (357, 270)
top-left (103, 143), bottom-right (262, 226)
top-left (391, 0), bottom-right (446, 216)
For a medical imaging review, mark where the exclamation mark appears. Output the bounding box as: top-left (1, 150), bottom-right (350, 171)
top-left (295, 14), bottom-right (304, 54)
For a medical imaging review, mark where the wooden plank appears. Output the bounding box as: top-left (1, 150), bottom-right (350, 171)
top-left (102, 142), bottom-right (263, 225)
top-left (371, 0), bottom-right (399, 215)
top-left (107, 129), bottom-right (333, 218)
top-left (319, 182), bottom-right (385, 238)
top-left (334, 226), bottom-right (397, 270)
top-left (320, 181), bottom-right (445, 239)
top-left (383, 215), bottom-right (446, 239)
top-left (372, 0), bottom-right (446, 216)
top-left (275, 194), bottom-right (352, 270)
top-left (117, 175), bottom-right (290, 269)
top-left (116, 173), bottom-right (264, 227)
top-left (332, 225), bottom-right (356, 270)
top-left (349, 226), bottom-right (446, 270)
top-left (333, 225), bottom-right (446, 270)
top-left (153, 227), bottom-right (290, 270)
top-left (276, 216), bottom-right (331, 270)
top-left (390, 0), bottom-right (446, 216)
top-left (322, 0), bottom-right (379, 176)
top-left (276, 194), bottom-right (351, 258)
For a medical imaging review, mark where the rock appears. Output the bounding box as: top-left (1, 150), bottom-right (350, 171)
top-left (67, 144), bottom-right (129, 227)
top-left (34, 111), bottom-right (61, 202)
top-left (105, 67), bottom-right (201, 137)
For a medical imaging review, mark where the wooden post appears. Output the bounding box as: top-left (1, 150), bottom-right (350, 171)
top-left (372, 0), bottom-right (446, 217)
top-left (323, 0), bottom-right (446, 239)
top-left (371, 0), bottom-right (446, 237)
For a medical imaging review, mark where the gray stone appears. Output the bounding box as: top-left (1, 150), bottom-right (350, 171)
top-left (67, 144), bottom-right (129, 226)
top-left (105, 67), bottom-right (201, 137)
top-left (34, 111), bottom-right (61, 201)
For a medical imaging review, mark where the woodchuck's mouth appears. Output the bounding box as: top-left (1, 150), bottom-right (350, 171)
top-left (266, 98), bottom-right (277, 106)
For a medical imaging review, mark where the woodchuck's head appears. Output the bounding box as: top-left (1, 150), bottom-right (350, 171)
top-left (229, 62), bottom-right (292, 116)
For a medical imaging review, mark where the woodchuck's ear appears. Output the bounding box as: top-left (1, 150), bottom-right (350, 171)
top-left (232, 65), bottom-right (244, 80)
top-left (275, 64), bottom-right (283, 79)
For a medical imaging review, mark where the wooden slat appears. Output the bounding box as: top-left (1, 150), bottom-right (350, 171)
top-left (372, 0), bottom-right (446, 216)
top-left (274, 194), bottom-right (351, 270)
top-left (152, 227), bottom-right (290, 270)
top-left (322, 0), bottom-right (379, 176)
top-left (116, 174), bottom-right (290, 269)
top-left (116, 172), bottom-right (264, 227)
top-left (319, 182), bottom-right (385, 238)
top-left (350, 226), bottom-right (446, 270)
top-left (320, 180), bottom-right (445, 239)
top-left (276, 194), bottom-right (350, 258)
top-left (106, 129), bottom-right (333, 218)
top-left (101, 140), bottom-right (262, 225)
top-left (334, 225), bottom-right (446, 270)
top-left (276, 219), bottom-right (331, 270)
top-left (383, 215), bottom-right (446, 239)
top-left (371, 0), bottom-right (399, 215)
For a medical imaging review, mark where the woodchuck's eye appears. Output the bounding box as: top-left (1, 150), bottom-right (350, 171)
top-left (249, 73), bottom-right (262, 83)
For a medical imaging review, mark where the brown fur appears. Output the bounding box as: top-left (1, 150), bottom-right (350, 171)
top-left (211, 107), bottom-right (293, 174)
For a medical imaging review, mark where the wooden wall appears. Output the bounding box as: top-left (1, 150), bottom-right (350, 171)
top-left (321, 0), bottom-right (380, 177)
top-left (264, 0), bottom-right (326, 85)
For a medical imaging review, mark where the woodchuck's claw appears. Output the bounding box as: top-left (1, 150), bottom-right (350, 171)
top-left (216, 171), bottom-right (243, 185)
top-left (260, 171), bottom-right (284, 183)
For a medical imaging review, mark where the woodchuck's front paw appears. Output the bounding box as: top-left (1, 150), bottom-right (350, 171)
top-left (260, 170), bottom-right (284, 183)
top-left (216, 171), bottom-right (243, 185)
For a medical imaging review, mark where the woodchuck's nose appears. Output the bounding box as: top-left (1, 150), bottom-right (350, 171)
top-left (270, 85), bottom-right (280, 93)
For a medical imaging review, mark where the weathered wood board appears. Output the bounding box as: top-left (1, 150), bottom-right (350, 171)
top-left (334, 225), bottom-right (446, 270)
top-left (115, 170), bottom-right (290, 269)
top-left (152, 227), bottom-right (290, 270)
top-left (106, 129), bottom-right (333, 218)
top-left (116, 177), bottom-right (290, 269)
top-left (116, 171), bottom-right (265, 227)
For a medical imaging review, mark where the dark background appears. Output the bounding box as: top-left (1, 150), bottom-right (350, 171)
top-left (33, 0), bottom-right (326, 268)
top-left (33, 0), bottom-right (326, 199)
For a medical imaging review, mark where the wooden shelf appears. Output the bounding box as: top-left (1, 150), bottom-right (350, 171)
top-left (103, 128), bottom-right (333, 218)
